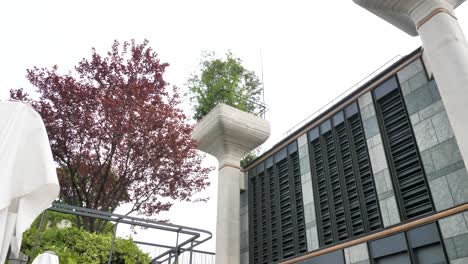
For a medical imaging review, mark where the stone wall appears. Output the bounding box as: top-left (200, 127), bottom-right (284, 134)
top-left (439, 212), bottom-right (468, 264)
top-left (358, 92), bottom-right (401, 227)
top-left (298, 134), bottom-right (320, 251)
top-left (398, 58), bottom-right (468, 264)
top-left (240, 56), bottom-right (468, 264)
top-left (344, 243), bottom-right (370, 264)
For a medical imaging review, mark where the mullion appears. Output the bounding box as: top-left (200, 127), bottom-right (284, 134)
top-left (404, 230), bottom-right (418, 264)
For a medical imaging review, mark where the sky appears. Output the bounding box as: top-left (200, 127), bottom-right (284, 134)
top-left (3, 0), bottom-right (468, 257)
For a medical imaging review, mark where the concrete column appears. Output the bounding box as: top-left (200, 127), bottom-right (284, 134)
top-left (216, 165), bottom-right (241, 262)
top-left (353, 0), bottom-right (468, 169)
top-left (192, 104), bottom-right (270, 264)
top-left (416, 5), bottom-right (468, 171)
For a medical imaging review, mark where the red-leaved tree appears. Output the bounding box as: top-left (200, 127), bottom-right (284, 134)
top-left (10, 40), bottom-right (211, 232)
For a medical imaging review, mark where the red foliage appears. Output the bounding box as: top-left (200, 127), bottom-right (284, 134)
top-left (10, 40), bottom-right (211, 229)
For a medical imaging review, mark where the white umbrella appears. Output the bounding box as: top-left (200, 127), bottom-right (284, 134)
top-left (31, 251), bottom-right (59, 264)
top-left (0, 102), bottom-right (60, 263)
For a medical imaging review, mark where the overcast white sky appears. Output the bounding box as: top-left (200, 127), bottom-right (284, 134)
top-left (3, 0), bottom-right (468, 257)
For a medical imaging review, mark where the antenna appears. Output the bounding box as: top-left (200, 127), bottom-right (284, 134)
top-left (260, 48), bottom-right (265, 118)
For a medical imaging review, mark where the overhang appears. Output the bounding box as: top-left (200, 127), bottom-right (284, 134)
top-left (353, 0), bottom-right (465, 36)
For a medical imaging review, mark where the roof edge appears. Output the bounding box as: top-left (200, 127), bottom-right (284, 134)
top-left (243, 47), bottom-right (423, 171)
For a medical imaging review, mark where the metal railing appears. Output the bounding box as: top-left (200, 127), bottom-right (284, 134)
top-left (29, 203), bottom-right (214, 264)
top-left (283, 55), bottom-right (403, 137)
top-left (138, 244), bottom-right (215, 264)
top-left (208, 87), bottom-right (268, 119)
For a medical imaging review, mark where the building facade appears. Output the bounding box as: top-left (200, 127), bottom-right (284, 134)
top-left (241, 48), bottom-right (468, 264)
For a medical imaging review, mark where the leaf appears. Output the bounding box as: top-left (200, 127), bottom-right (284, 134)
top-left (9, 39), bottom-right (213, 232)
top-left (188, 51), bottom-right (263, 121)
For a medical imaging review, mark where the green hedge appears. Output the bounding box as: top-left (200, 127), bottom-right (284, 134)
top-left (21, 212), bottom-right (150, 264)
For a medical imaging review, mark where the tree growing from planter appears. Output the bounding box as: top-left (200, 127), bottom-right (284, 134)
top-left (188, 52), bottom-right (263, 166)
top-left (10, 40), bottom-right (211, 232)
top-left (188, 52), bottom-right (263, 121)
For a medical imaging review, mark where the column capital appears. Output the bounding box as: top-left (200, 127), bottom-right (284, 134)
top-left (192, 103), bottom-right (270, 167)
top-left (353, 0), bottom-right (463, 36)
top-left (411, 1), bottom-right (456, 30)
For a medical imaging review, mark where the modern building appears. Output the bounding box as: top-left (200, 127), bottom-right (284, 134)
top-left (189, 1), bottom-right (468, 263)
top-left (240, 47), bottom-right (468, 264)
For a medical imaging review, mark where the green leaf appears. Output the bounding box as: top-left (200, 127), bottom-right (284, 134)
top-left (188, 51), bottom-right (263, 121)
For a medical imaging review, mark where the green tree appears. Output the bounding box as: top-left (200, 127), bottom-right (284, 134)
top-left (188, 52), bottom-right (263, 121)
top-left (10, 40), bottom-right (211, 232)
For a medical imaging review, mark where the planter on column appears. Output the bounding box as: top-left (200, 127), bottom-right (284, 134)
top-left (192, 103), bottom-right (270, 264)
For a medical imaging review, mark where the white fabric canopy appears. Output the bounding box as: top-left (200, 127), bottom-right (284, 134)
top-left (31, 251), bottom-right (59, 264)
top-left (0, 102), bottom-right (60, 263)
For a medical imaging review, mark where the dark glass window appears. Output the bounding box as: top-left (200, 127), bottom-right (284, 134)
top-left (373, 77), bottom-right (434, 220)
top-left (369, 223), bottom-right (448, 264)
top-left (248, 142), bottom-right (307, 263)
top-left (297, 250), bottom-right (345, 264)
top-left (308, 102), bottom-right (383, 247)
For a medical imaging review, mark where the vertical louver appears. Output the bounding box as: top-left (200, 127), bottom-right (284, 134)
top-left (267, 158), bottom-right (280, 262)
top-left (309, 128), bottom-right (335, 246)
top-left (277, 153), bottom-right (294, 259)
top-left (373, 77), bottom-right (434, 220)
top-left (248, 171), bottom-right (260, 264)
top-left (290, 150), bottom-right (308, 254)
top-left (248, 143), bottom-right (307, 263)
top-left (335, 116), bottom-right (365, 237)
top-left (258, 166), bottom-right (270, 264)
top-left (309, 103), bottom-right (383, 247)
top-left (347, 111), bottom-right (382, 231)
top-left (323, 124), bottom-right (349, 242)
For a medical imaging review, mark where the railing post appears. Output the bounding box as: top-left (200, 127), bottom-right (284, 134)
top-left (107, 221), bottom-right (119, 264)
top-left (30, 211), bottom-right (47, 263)
top-left (189, 241), bottom-right (193, 264)
top-left (174, 231), bottom-right (179, 263)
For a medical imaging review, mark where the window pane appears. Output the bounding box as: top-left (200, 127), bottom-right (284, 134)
top-left (297, 250), bottom-right (345, 264)
top-left (414, 244), bottom-right (447, 264)
top-left (407, 223), bottom-right (440, 249)
top-left (375, 252), bottom-right (411, 264)
top-left (370, 233), bottom-right (407, 258)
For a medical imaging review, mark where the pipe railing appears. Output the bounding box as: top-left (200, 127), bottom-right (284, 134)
top-left (28, 203), bottom-right (213, 264)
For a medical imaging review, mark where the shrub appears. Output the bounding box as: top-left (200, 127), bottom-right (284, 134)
top-left (21, 212), bottom-right (150, 264)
